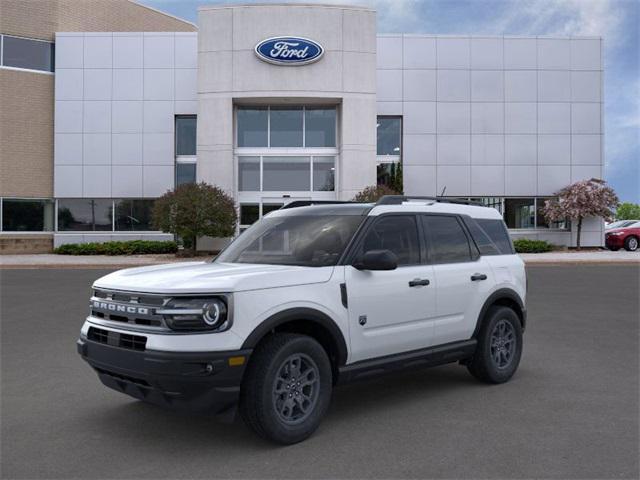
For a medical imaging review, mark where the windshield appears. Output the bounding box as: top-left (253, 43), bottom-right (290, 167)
top-left (607, 220), bottom-right (636, 229)
top-left (216, 215), bottom-right (365, 267)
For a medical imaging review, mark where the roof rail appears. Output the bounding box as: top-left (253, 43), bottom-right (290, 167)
top-left (375, 195), bottom-right (483, 206)
top-left (279, 200), bottom-right (358, 210)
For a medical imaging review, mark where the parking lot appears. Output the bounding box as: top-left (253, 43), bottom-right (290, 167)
top-left (1, 265), bottom-right (638, 479)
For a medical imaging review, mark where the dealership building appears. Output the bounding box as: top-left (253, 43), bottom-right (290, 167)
top-left (0, 1), bottom-right (605, 252)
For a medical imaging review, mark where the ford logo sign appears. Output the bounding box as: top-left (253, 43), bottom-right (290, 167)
top-left (255, 36), bottom-right (324, 66)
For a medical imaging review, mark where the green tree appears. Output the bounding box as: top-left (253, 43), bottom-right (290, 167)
top-left (616, 202), bottom-right (640, 220)
top-left (152, 182), bottom-right (237, 255)
top-left (352, 184), bottom-right (401, 203)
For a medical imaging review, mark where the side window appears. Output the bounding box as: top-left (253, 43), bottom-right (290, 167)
top-left (462, 217), bottom-right (500, 256)
top-left (423, 215), bottom-right (472, 264)
top-left (358, 216), bottom-right (420, 266)
top-left (476, 219), bottom-right (515, 255)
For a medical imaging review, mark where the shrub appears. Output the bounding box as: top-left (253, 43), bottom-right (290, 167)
top-left (513, 239), bottom-right (554, 254)
top-left (54, 240), bottom-right (178, 256)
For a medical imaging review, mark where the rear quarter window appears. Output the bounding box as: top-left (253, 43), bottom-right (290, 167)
top-left (464, 217), bottom-right (514, 255)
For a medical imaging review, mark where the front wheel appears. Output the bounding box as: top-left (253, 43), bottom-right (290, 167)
top-left (624, 236), bottom-right (638, 251)
top-left (467, 306), bottom-right (523, 384)
top-left (239, 333), bottom-right (332, 444)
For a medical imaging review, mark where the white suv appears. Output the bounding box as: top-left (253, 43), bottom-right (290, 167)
top-left (77, 196), bottom-right (526, 444)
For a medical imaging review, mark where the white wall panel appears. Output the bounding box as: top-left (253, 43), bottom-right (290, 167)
top-left (83, 69), bottom-right (111, 101)
top-left (505, 71), bottom-right (536, 102)
top-left (83, 101), bottom-right (111, 133)
top-left (437, 165), bottom-right (470, 196)
top-left (144, 69), bottom-right (174, 100)
top-left (437, 103), bottom-right (470, 134)
top-left (55, 35), bottom-right (84, 68)
top-left (571, 103), bottom-right (601, 134)
top-left (403, 102), bottom-right (436, 134)
top-left (571, 39), bottom-right (602, 70)
top-left (112, 166), bottom-right (143, 197)
top-left (437, 70), bottom-right (470, 101)
top-left (505, 135), bottom-right (537, 165)
top-left (55, 101), bottom-right (83, 133)
top-left (112, 134), bottom-right (143, 165)
top-left (376, 70), bottom-right (403, 102)
top-left (505, 103), bottom-right (536, 134)
top-left (143, 101), bottom-right (174, 133)
top-left (504, 38), bottom-right (536, 69)
top-left (505, 165), bottom-right (536, 195)
top-left (403, 134), bottom-right (436, 165)
top-left (571, 71), bottom-right (601, 102)
top-left (470, 38), bottom-right (503, 69)
top-left (471, 165), bottom-right (504, 195)
top-left (538, 103), bottom-right (570, 134)
top-left (571, 135), bottom-right (601, 165)
top-left (437, 135), bottom-right (470, 164)
top-left (537, 39), bottom-right (570, 69)
top-left (112, 101), bottom-right (143, 133)
top-left (538, 135), bottom-right (570, 165)
top-left (402, 36), bottom-right (436, 69)
top-left (403, 165), bottom-right (436, 195)
top-left (403, 70), bottom-right (436, 101)
top-left (143, 133), bottom-right (174, 165)
top-left (471, 103), bottom-right (503, 134)
top-left (55, 165), bottom-right (83, 197)
top-left (436, 38), bottom-right (470, 69)
top-left (143, 165), bottom-right (174, 197)
top-left (113, 69), bottom-right (143, 100)
top-left (113, 35), bottom-right (143, 68)
top-left (83, 36), bottom-right (112, 69)
top-left (144, 35), bottom-right (175, 68)
top-left (471, 135), bottom-right (504, 165)
top-left (83, 133), bottom-right (111, 165)
top-left (83, 165), bottom-right (112, 197)
top-left (56, 69), bottom-right (83, 100)
top-left (538, 70), bottom-right (570, 101)
top-left (471, 71), bottom-right (503, 101)
top-left (377, 36), bottom-right (403, 69)
top-left (55, 134), bottom-right (83, 165)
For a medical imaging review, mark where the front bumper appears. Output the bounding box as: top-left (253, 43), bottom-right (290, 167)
top-left (605, 235), bottom-right (624, 248)
top-left (77, 337), bottom-right (252, 416)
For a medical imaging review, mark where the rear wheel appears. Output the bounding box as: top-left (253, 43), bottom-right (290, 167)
top-left (239, 333), bottom-right (332, 444)
top-left (624, 236), bottom-right (638, 251)
top-left (467, 306), bottom-right (523, 384)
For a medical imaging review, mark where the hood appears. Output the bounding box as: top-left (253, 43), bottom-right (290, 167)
top-left (93, 261), bottom-right (334, 294)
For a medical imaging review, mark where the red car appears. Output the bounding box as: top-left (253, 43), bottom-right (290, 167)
top-left (605, 221), bottom-right (640, 251)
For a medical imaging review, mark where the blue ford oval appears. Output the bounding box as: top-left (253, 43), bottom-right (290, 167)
top-left (255, 37), bottom-right (324, 66)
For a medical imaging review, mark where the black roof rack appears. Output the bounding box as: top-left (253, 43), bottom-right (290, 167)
top-left (375, 195), bottom-right (482, 206)
top-left (279, 200), bottom-right (358, 210)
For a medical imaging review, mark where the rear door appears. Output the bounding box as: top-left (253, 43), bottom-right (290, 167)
top-left (421, 215), bottom-right (496, 345)
top-left (345, 214), bottom-right (436, 363)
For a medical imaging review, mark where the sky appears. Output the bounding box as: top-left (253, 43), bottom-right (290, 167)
top-left (141, 0), bottom-right (639, 203)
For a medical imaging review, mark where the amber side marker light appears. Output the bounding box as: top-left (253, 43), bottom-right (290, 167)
top-left (228, 356), bottom-right (246, 366)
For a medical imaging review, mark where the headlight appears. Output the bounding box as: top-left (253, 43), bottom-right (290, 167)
top-left (608, 231), bottom-right (624, 236)
top-left (159, 297), bottom-right (230, 332)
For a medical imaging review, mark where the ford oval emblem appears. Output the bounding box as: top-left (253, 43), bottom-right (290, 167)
top-left (255, 36), bottom-right (324, 66)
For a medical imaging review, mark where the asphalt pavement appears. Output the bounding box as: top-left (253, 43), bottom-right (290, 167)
top-left (1, 266), bottom-right (638, 479)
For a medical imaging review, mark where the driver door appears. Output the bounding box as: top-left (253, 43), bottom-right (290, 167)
top-left (345, 214), bottom-right (436, 363)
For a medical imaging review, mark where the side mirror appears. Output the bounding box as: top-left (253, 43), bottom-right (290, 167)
top-left (353, 249), bottom-right (398, 271)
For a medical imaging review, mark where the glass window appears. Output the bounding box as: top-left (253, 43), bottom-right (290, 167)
top-left (476, 219), bottom-right (515, 255)
top-left (57, 199), bottom-right (112, 231)
top-left (263, 156), bottom-right (310, 191)
top-left (237, 107), bottom-right (268, 147)
top-left (305, 108), bottom-right (336, 147)
top-left (504, 198), bottom-right (535, 229)
top-left (238, 156), bottom-right (260, 191)
top-left (423, 215), bottom-right (472, 264)
top-left (470, 197), bottom-right (502, 213)
top-left (377, 117), bottom-right (401, 156)
top-left (313, 157), bottom-right (335, 191)
top-left (217, 215), bottom-right (364, 267)
top-left (240, 204), bottom-right (259, 225)
top-left (536, 197), bottom-right (568, 229)
top-left (114, 199), bottom-right (155, 231)
top-left (2, 35), bottom-right (54, 72)
top-left (377, 161), bottom-right (402, 191)
top-left (262, 203), bottom-right (283, 216)
top-left (359, 215), bottom-right (420, 266)
top-left (1, 199), bottom-right (53, 231)
top-left (462, 217), bottom-right (501, 256)
top-left (176, 163), bottom-right (196, 186)
top-left (270, 107), bottom-right (303, 147)
top-left (175, 116), bottom-right (196, 156)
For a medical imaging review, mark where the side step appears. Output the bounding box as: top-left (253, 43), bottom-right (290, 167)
top-left (337, 339), bottom-right (477, 385)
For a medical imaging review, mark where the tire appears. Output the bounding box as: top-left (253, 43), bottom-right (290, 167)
top-left (624, 236), bottom-right (639, 252)
top-left (239, 333), bottom-right (332, 444)
top-left (467, 306), bottom-right (523, 384)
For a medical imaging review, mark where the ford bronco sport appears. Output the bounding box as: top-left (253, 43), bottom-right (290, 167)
top-left (77, 196), bottom-right (526, 444)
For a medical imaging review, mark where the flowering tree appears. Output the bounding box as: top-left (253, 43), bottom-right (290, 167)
top-left (543, 179), bottom-right (619, 250)
top-left (352, 184), bottom-right (401, 202)
top-left (152, 182), bottom-right (237, 255)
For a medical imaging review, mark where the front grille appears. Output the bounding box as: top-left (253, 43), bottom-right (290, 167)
top-left (88, 326), bottom-right (147, 351)
top-left (90, 289), bottom-right (168, 330)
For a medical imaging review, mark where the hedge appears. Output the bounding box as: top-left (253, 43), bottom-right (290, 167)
top-left (54, 240), bottom-right (178, 255)
top-left (513, 238), bottom-right (554, 254)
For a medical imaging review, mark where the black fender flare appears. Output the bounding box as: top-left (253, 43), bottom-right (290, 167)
top-left (473, 288), bottom-right (526, 337)
top-left (241, 307), bottom-right (349, 366)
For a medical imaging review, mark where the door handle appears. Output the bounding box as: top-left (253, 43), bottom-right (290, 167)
top-left (409, 278), bottom-right (430, 287)
top-left (471, 273), bottom-right (488, 281)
